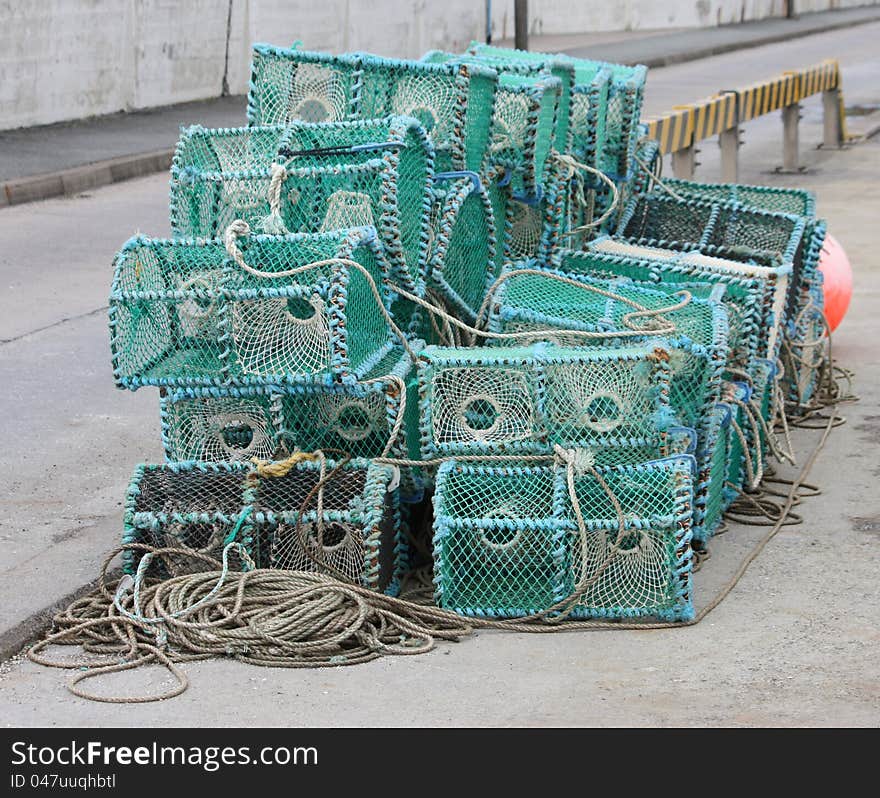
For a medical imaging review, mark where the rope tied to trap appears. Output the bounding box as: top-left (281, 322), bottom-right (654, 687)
top-left (26, 379), bottom-right (852, 704)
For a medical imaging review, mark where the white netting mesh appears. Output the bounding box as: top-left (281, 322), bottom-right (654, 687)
top-left (174, 272), bottom-right (224, 340)
top-left (574, 526), bottom-right (675, 610)
top-left (490, 91), bottom-right (531, 155)
top-left (543, 360), bottom-right (655, 438)
top-left (320, 190), bottom-right (376, 231)
top-left (431, 366), bottom-right (535, 446)
top-left (164, 397), bottom-right (277, 462)
top-left (270, 520), bottom-right (365, 579)
top-left (231, 295), bottom-right (331, 377)
top-left (288, 62), bottom-right (349, 122)
top-left (390, 74), bottom-right (456, 148)
top-left (507, 201), bottom-right (543, 259)
top-left (312, 392), bottom-right (387, 443)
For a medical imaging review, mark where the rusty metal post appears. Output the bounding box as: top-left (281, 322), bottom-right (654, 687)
top-left (514, 0), bottom-right (528, 50)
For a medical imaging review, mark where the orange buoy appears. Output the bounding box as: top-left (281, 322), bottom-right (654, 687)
top-left (818, 232), bottom-right (852, 332)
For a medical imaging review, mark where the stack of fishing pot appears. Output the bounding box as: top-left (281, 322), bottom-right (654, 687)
top-left (104, 39), bottom-right (829, 626)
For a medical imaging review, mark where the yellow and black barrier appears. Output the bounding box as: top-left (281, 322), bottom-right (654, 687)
top-left (642, 58), bottom-right (846, 158)
top-left (794, 58), bottom-right (840, 99)
top-left (692, 92), bottom-right (737, 141)
top-left (738, 72), bottom-right (800, 122)
top-left (644, 106), bottom-right (694, 155)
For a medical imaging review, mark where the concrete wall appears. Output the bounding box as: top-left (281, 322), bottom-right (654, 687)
top-left (495, 0), bottom-right (871, 36)
top-left (0, 0), bottom-right (875, 130)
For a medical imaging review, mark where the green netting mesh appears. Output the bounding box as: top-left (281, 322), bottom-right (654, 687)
top-left (580, 239), bottom-right (774, 371)
top-left (486, 267), bottom-right (728, 437)
top-left (109, 228), bottom-right (393, 390)
top-left (160, 346), bottom-right (424, 501)
top-left (432, 457), bottom-right (694, 620)
top-left (418, 343), bottom-right (678, 462)
top-left (655, 178), bottom-right (817, 218)
top-left (422, 51), bottom-right (561, 198)
top-left (170, 117), bottom-right (434, 291)
top-left (463, 42), bottom-right (578, 153)
top-left (466, 43), bottom-right (634, 176)
top-left (558, 243), bottom-right (760, 371)
top-left (629, 130), bottom-right (661, 194)
top-left (588, 238), bottom-right (790, 370)
top-left (123, 458), bottom-right (405, 594)
top-left (248, 45), bottom-right (499, 174)
top-left (427, 173), bottom-right (497, 321)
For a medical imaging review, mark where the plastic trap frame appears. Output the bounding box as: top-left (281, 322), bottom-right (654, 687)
top-left (247, 44), bottom-right (499, 174)
top-left (169, 117), bottom-right (434, 292)
top-left (109, 228), bottom-right (394, 390)
top-left (432, 456), bottom-right (695, 620)
top-left (122, 458), bottom-right (406, 594)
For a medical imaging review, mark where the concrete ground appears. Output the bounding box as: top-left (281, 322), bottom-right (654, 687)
top-left (0, 23), bottom-right (878, 726)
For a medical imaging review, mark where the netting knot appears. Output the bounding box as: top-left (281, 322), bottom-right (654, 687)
top-left (553, 444), bottom-right (595, 476)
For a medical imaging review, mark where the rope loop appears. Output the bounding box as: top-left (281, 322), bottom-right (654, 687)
top-left (549, 150), bottom-right (620, 234)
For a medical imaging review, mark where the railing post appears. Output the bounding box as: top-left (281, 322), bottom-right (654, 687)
top-left (719, 127), bottom-right (739, 182)
top-left (672, 145), bottom-right (696, 179)
top-left (782, 102), bottom-right (800, 171)
top-left (716, 90), bottom-right (739, 183)
top-left (822, 86), bottom-right (843, 148)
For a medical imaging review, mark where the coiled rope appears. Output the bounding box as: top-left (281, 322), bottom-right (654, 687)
top-left (29, 368), bottom-right (849, 703)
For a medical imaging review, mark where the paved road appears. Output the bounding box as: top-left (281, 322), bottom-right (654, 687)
top-left (0, 24), bottom-right (878, 725)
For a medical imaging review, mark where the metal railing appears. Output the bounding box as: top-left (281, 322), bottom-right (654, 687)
top-left (643, 59), bottom-right (848, 180)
